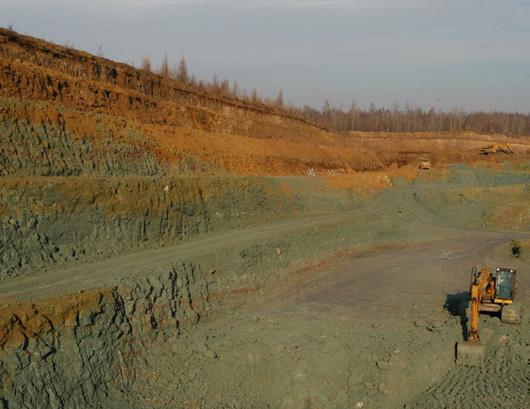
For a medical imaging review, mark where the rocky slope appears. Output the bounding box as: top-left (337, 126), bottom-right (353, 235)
top-left (0, 28), bottom-right (378, 177)
top-left (2, 28), bottom-right (528, 178)
top-left (0, 262), bottom-right (211, 408)
top-left (0, 175), bottom-right (369, 279)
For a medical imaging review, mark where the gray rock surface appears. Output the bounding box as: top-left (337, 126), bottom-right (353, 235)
top-left (0, 262), bottom-right (210, 409)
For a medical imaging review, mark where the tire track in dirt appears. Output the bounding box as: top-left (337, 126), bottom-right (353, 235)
top-left (267, 231), bottom-right (520, 319)
top-left (395, 185), bottom-right (530, 236)
top-left (405, 344), bottom-right (529, 409)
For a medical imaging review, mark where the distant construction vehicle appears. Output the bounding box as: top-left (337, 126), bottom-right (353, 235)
top-left (418, 156), bottom-right (432, 170)
top-left (457, 266), bottom-right (521, 366)
top-left (480, 143), bottom-right (514, 155)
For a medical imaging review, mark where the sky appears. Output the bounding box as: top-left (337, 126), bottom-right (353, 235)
top-left (2, 0), bottom-right (530, 112)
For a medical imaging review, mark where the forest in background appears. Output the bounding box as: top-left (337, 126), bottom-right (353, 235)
top-left (294, 103), bottom-right (530, 136)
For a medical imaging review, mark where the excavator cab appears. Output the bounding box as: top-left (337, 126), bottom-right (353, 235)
top-left (494, 268), bottom-right (516, 301)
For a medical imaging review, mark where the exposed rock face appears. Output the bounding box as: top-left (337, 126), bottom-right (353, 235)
top-left (0, 176), bottom-right (361, 279)
top-left (0, 29), bottom-right (391, 178)
top-left (0, 105), bottom-right (163, 177)
top-left (0, 262), bottom-right (211, 409)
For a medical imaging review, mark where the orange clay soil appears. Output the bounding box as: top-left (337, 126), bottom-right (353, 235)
top-left (1, 28), bottom-right (529, 177)
top-left (0, 289), bottom-right (112, 350)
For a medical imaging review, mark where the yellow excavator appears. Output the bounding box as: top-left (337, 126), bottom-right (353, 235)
top-left (457, 266), bottom-right (521, 366)
top-left (418, 156), bottom-right (432, 170)
top-left (480, 143), bottom-right (514, 155)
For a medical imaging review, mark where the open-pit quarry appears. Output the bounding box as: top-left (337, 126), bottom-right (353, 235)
top-left (0, 29), bottom-right (529, 409)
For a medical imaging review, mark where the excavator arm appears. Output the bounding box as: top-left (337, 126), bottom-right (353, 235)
top-left (468, 282), bottom-right (480, 343)
top-left (457, 267), bottom-right (491, 365)
top-left (467, 268), bottom-right (492, 343)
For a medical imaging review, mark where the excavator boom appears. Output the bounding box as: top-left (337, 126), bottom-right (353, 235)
top-left (457, 268), bottom-right (490, 366)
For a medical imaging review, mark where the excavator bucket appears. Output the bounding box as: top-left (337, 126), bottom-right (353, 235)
top-left (456, 342), bottom-right (485, 367)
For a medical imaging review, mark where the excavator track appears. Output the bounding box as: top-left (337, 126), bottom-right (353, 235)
top-left (501, 303), bottom-right (523, 324)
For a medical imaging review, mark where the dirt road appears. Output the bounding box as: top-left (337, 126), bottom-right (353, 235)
top-left (2, 179), bottom-right (528, 301)
top-left (0, 197), bottom-right (391, 300)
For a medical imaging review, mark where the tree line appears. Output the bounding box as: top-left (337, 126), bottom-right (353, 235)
top-left (292, 102), bottom-right (530, 136)
top-left (142, 55), bottom-right (530, 137)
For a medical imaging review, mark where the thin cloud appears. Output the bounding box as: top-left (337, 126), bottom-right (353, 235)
top-left (3, 0), bottom-right (421, 9)
top-left (263, 0), bottom-right (420, 8)
top-left (1, 0), bottom-right (528, 111)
